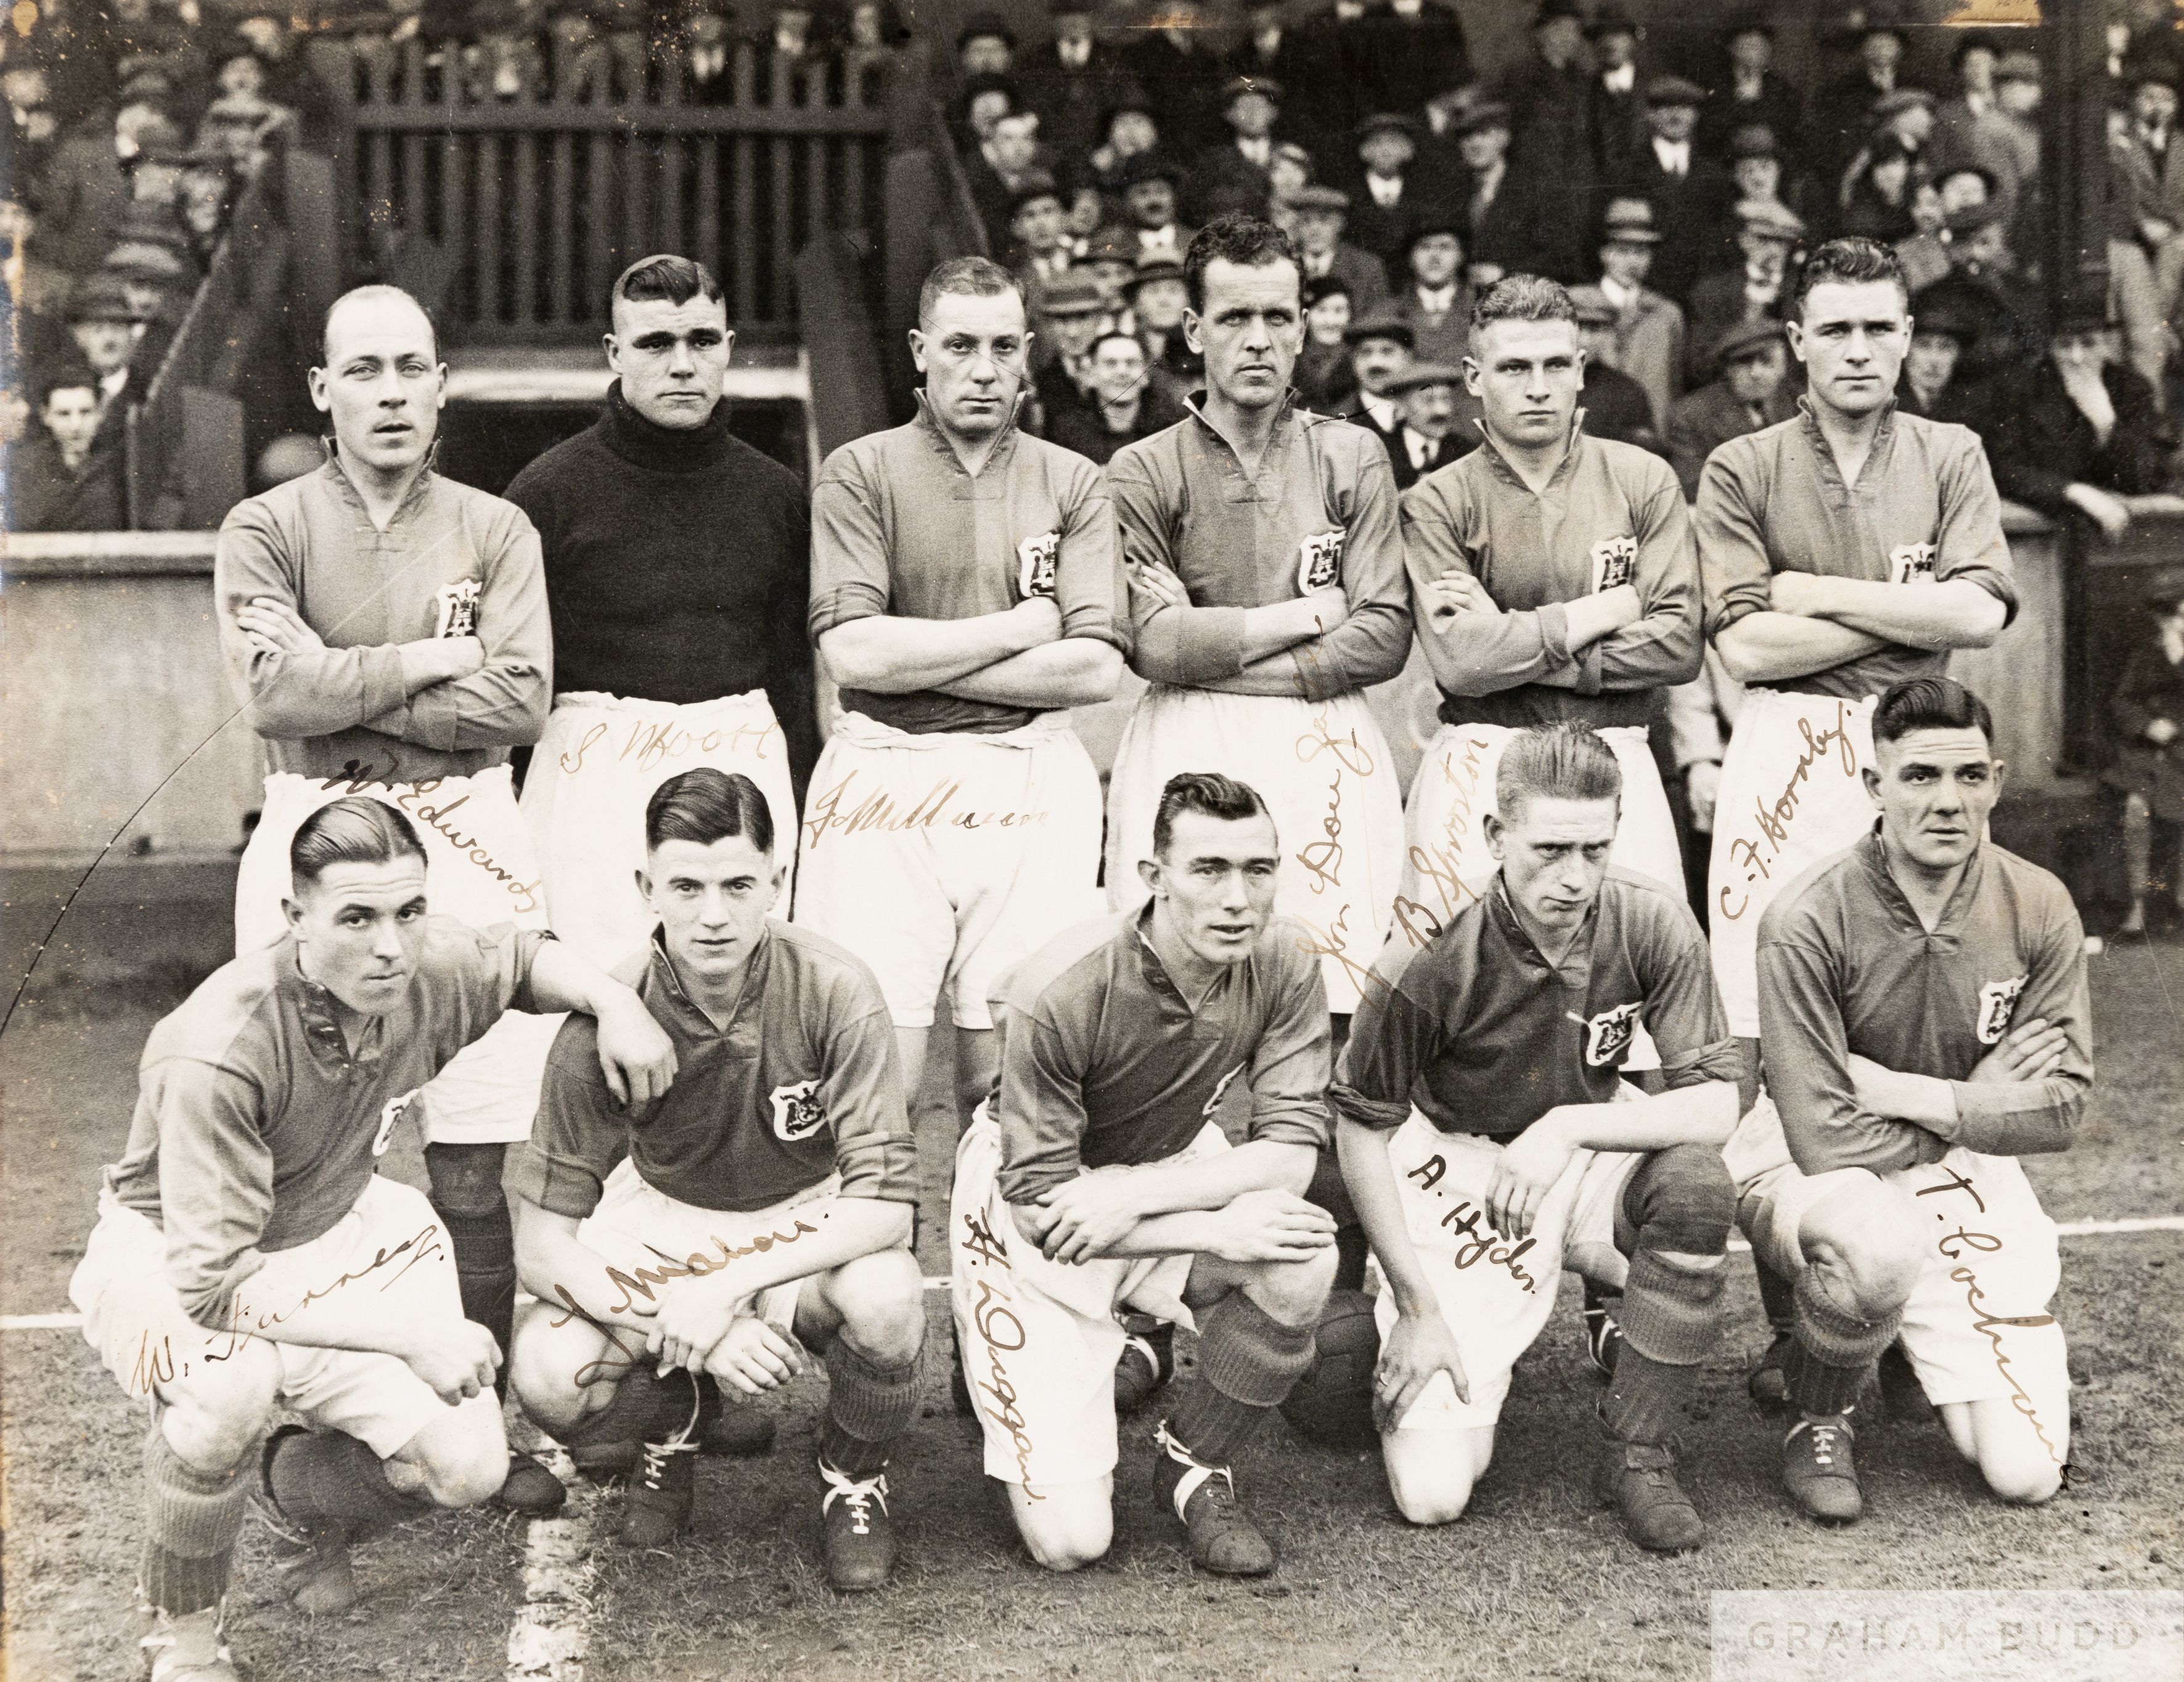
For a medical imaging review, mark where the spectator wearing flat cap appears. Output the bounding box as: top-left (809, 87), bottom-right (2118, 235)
top-left (1016, 1), bottom-right (1126, 166)
top-left (1573, 198), bottom-right (1686, 432)
top-left (1118, 149), bottom-right (1195, 263)
top-left (1570, 288), bottom-right (1664, 455)
top-left (1588, 4), bottom-right (1649, 187)
top-left (1699, 13), bottom-right (1804, 170)
top-left (2117, 51), bottom-right (2184, 348)
top-left (1290, 184), bottom-right (1392, 311)
top-left (1928, 34), bottom-right (2032, 233)
top-left (1048, 327), bottom-right (1187, 466)
top-left (1333, 302), bottom-right (1415, 457)
top-left (1029, 271), bottom-right (1111, 437)
top-left (956, 10), bottom-right (1014, 79)
top-left (1893, 290), bottom-right (1990, 432)
top-left (1614, 73), bottom-right (1731, 306)
top-left (1383, 359), bottom-right (1475, 490)
top-left (1495, 0), bottom-right (1597, 280)
top-left (1723, 123), bottom-right (1824, 246)
top-left (1128, 253), bottom-right (1203, 404)
top-left (1451, 101), bottom-right (1553, 284)
top-left (63, 273), bottom-right (145, 449)
top-left (1389, 214), bottom-right (1473, 366)
top-left (1667, 316), bottom-right (1793, 502)
top-left (1078, 223), bottom-right (1144, 322)
top-left (1838, 131), bottom-right (1922, 244)
top-left (1189, 75), bottom-right (1285, 224)
top-left (1127, 0), bottom-right (1224, 151)
top-left (1007, 171), bottom-right (1074, 316)
top-left (1297, 274), bottom-right (1360, 409)
top-left (1911, 199), bottom-right (2047, 390)
top-left (1684, 197), bottom-right (1802, 388)
top-left (1342, 112), bottom-right (1452, 275)
top-left (1349, 0), bottom-right (1470, 131)
top-left (1817, 17), bottom-right (1926, 194)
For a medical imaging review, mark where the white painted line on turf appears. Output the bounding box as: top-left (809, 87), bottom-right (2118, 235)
top-left (506, 1443), bottom-right (605, 1682)
top-left (7, 1217), bottom-right (2183, 1335)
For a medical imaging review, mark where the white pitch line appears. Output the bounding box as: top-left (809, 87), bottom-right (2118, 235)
top-left (6, 1217), bottom-right (2180, 1335)
top-left (505, 1443), bottom-right (605, 1682)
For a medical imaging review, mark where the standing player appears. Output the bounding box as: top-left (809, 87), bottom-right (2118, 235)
top-left (215, 284), bottom-right (563, 1511)
top-left (1106, 213), bottom-right (1412, 1022)
top-left (952, 773), bottom-right (1337, 1577)
top-left (1694, 239), bottom-right (2013, 1401)
top-left (1335, 724), bottom-right (1741, 1553)
top-left (1395, 273), bottom-right (1700, 945)
top-left (798, 255), bottom-right (1126, 1130)
top-left (507, 770), bottom-right (924, 1587)
top-left (506, 255), bottom-right (814, 972)
top-left (1727, 679), bottom-right (2087, 1522)
top-left (67, 799), bottom-right (674, 1681)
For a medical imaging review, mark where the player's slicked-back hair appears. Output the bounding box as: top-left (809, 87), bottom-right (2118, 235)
top-left (1184, 211), bottom-right (1301, 312)
top-left (290, 797), bottom-right (427, 888)
top-left (319, 283), bottom-right (439, 367)
top-left (1495, 723), bottom-right (1623, 819)
top-left (611, 253), bottom-right (724, 316)
top-left (1873, 677), bottom-right (1995, 749)
top-left (1471, 273), bottom-right (1577, 337)
top-left (917, 255), bottom-right (1025, 329)
top-left (1790, 236), bottom-right (1910, 319)
top-left (1152, 771), bottom-right (1274, 856)
top-left (645, 767), bottom-right (775, 856)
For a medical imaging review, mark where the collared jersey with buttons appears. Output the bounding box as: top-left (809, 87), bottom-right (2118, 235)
top-left (1335, 871), bottom-right (1736, 1141)
top-left (990, 908), bottom-right (1332, 1205)
top-left (102, 917), bottom-right (547, 1327)
top-left (1401, 423), bottom-right (1701, 729)
top-left (1696, 398), bottom-right (2017, 700)
top-left (514, 921), bottom-right (917, 1218)
top-left (1109, 395), bottom-right (1412, 700)
top-left (808, 399), bottom-right (1128, 736)
top-left (215, 456), bottom-right (552, 783)
top-left (1758, 833), bottom-right (2092, 1179)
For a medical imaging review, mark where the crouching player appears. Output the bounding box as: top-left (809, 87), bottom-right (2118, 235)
top-left (1728, 679), bottom-right (2088, 1523)
top-left (953, 773), bottom-right (1338, 1577)
top-left (506, 770), bottom-right (925, 1588)
top-left (68, 798), bottom-right (676, 1681)
top-left (1334, 724), bottom-right (1742, 1552)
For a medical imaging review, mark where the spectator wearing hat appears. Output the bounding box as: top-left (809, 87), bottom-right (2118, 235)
top-left (1226, 0), bottom-right (1319, 124)
top-left (36, 97), bottom-right (181, 274)
top-left (1088, 89), bottom-right (1162, 199)
top-left (1290, 184), bottom-right (1391, 311)
top-left (1129, 253), bottom-right (1202, 403)
top-left (1893, 291), bottom-right (1987, 430)
top-left (1127, 0), bottom-right (1223, 152)
top-left (1007, 171), bottom-right (1074, 316)
top-left (64, 273), bottom-right (144, 445)
top-left (1118, 150), bottom-right (1195, 264)
top-left (1016, 1), bottom-right (1125, 166)
top-left (1667, 316), bottom-right (1793, 502)
top-left (1699, 14), bottom-right (1802, 170)
top-left (1589, 5), bottom-right (1648, 187)
top-left (1343, 112), bottom-right (1450, 275)
top-left (965, 105), bottom-right (1041, 258)
top-left (1333, 302), bottom-right (1416, 455)
top-left (1616, 75), bottom-right (1731, 306)
top-left (1838, 131), bottom-right (1921, 244)
top-left (1685, 198), bottom-right (1801, 388)
top-left (2103, 577), bottom-right (2184, 937)
top-left (1383, 359), bottom-right (1474, 490)
top-left (1571, 288), bottom-right (1664, 455)
top-left (1817, 18), bottom-right (1924, 194)
top-left (1928, 34), bottom-right (2031, 233)
top-left (1190, 75), bottom-right (1286, 224)
top-left (1029, 271), bottom-right (1111, 437)
top-left (1350, 0), bottom-right (1470, 131)
top-left (1297, 274), bottom-right (1359, 408)
top-left (950, 69), bottom-right (1017, 164)
top-left (1892, 178), bottom-right (1953, 295)
top-left (1912, 197), bottom-right (2045, 388)
top-left (11, 359), bottom-right (125, 532)
top-left (956, 10), bottom-right (1014, 79)
top-left (1495, 0), bottom-right (1597, 281)
top-left (1049, 327), bottom-right (1187, 466)
top-left (1078, 223), bottom-right (1144, 320)
top-left (1451, 101), bottom-right (1552, 285)
top-left (2116, 51), bottom-right (2184, 350)
top-left (1573, 198), bottom-right (1686, 432)
top-left (1723, 124), bottom-right (1822, 242)
top-left (1390, 216), bottom-right (1473, 366)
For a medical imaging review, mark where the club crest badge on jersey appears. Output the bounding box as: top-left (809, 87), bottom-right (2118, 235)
top-left (1202, 1061), bottom-right (1245, 1118)
top-left (1018, 530), bottom-right (1060, 600)
top-left (1582, 1001), bottom-right (1644, 1067)
top-left (374, 1089), bottom-right (420, 1157)
top-left (1889, 543), bottom-right (1938, 585)
top-left (1589, 534), bottom-right (1637, 593)
top-left (433, 578), bottom-right (481, 638)
top-left (1976, 974), bottom-right (2029, 1044)
top-left (1298, 528), bottom-right (1346, 593)
top-left (770, 1080), bottom-right (828, 1142)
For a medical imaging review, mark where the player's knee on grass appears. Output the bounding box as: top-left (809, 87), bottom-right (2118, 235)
top-left (1007, 1478), bottom-right (1113, 1572)
top-left (1952, 1399), bottom-right (2067, 1504)
top-left (819, 1247), bottom-right (926, 1368)
top-left (158, 1338), bottom-right (282, 1474)
top-left (386, 1403), bottom-right (510, 1509)
top-left (1382, 1430), bottom-right (1488, 1526)
top-left (1798, 1179), bottom-right (1924, 1316)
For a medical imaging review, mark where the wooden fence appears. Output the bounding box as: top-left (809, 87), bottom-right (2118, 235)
top-left (305, 32), bottom-right (896, 339)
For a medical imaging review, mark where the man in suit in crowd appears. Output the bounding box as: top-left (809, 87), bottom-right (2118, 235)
top-left (1190, 75), bottom-right (1284, 224)
top-left (1345, 112), bottom-right (1446, 276)
top-left (1589, 4), bottom-right (1648, 186)
top-left (1335, 302), bottom-right (1416, 459)
top-left (1497, 0), bottom-right (1597, 281)
top-left (1618, 75), bottom-right (1732, 306)
top-left (1667, 315), bottom-right (1795, 501)
top-left (1452, 101), bottom-right (1552, 284)
top-left (1684, 200), bottom-right (1802, 388)
top-left (1350, 0), bottom-right (1470, 125)
top-left (1391, 215), bottom-right (1473, 366)
top-left (1016, 0), bottom-right (1123, 166)
top-left (1699, 11), bottom-right (1803, 167)
top-left (1291, 184), bottom-right (1393, 312)
top-left (1383, 360), bottom-right (1474, 490)
top-left (1573, 199), bottom-right (1687, 433)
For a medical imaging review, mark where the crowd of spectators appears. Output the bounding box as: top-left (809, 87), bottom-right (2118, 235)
top-left (5, 0), bottom-right (306, 530)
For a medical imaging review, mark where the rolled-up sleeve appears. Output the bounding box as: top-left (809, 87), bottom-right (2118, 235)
top-left (1111, 449), bottom-right (1249, 684)
top-left (364, 504), bottom-right (552, 750)
top-left (1945, 895), bottom-right (2093, 1157)
top-left (808, 453), bottom-right (893, 639)
top-left (1243, 943), bottom-right (1334, 1149)
top-left (155, 1061), bottom-right (276, 1329)
top-left (1401, 477), bottom-right (1579, 695)
top-left (1293, 433), bottom-right (1411, 700)
top-left (507, 1018), bottom-right (624, 1220)
top-left (996, 1007), bottom-right (1093, 1205)
top-left (1330, 951), bottom-right (1433, 1133)
top-left (1931, 424), bottom-right (2017, 626)
top-left (1635, 893), bottom-right (1740, 1089)
top-left (822, 994), bottom-right (920, 1205)
top-left (216, 499), bottom-right (408, 740)
top-left (1695, 437), bottom-right (1777, 638)
top-left (1758, 934), bottom-right (1946, 1176)
top-left (1579, 462), bottom-right (1703, 694)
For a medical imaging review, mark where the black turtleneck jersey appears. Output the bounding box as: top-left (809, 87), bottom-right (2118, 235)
top-left (504, 382), bottom-right (818, 792)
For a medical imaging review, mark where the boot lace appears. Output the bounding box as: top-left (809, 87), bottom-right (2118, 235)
top-left (820, 1463), bottom-right (891, 1535)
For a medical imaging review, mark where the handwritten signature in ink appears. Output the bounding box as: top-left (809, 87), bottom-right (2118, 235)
top-left (1716, 703), bottom-right (1860, 923)
top-left (1407, 1155), bottom-right (1540, 1293)
top-left (557, 716), bottom-right (782, 777)
top-left (1394, 734), bottom-right (1493, 948)
top-left (959, 1212), bottom-right (1042, 1499)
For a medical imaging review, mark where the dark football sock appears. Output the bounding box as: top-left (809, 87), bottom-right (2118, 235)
top-left (1163, 1289), bottom-right (1317, 1467)
top-left (141, 1427), bottom-right (247, 1615)
top-left (1601, 1345), bottom-right (1704, 1446)
top-left (264, 1429), bottom-right (430, 1543)
top-left (565, 1366), bottom-right (702, 1451)
top-left (1756, 1255), bottom-right (1799, 1334)
top-left (1785, 1266), bottom-right (1899, 1417)
top-left (817, 1337), bottom-right (920, 1479)
top-left (426, 1144), bottom-right (517, 1401)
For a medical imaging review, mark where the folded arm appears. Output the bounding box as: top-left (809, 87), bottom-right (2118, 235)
top-left (1768, 570), bottom-right (2008, 653)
